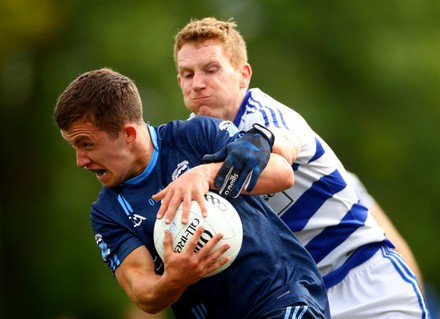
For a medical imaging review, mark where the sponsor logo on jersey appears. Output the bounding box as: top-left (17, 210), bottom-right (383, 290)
top-left (130, 213), bottom-right (146, 227)
top-left (95, 234), bottom-right (110, 261)
top-left (262, 191), bottom-right (294, 217)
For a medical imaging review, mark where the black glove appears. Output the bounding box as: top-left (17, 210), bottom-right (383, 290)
top-left (203, 123), bottom-right (274, 198)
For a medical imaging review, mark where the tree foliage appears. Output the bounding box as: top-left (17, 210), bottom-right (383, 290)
top-left (2, 1), bottom-right (439, 318)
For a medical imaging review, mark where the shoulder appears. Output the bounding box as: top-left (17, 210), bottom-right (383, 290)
top-left (243, 88), bottom-right (309, 130)
top-left (154, 117), bottom-right (240, 161)
top-left (245, 88), bottom-right (295, 119)
top-left (247, 88), bottom-right (283, 107)
top-left (91, 187), bottom-right (120, 222)
top-left (158, 117), bottom-right (240, 140)
top-left (186, 116), bottom-right (238, 133)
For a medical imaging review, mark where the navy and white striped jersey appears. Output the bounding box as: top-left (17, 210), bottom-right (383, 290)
top-left (90, 116), bottom-right (330, 319)
top-left (232, 88), bottom-right (393, 288)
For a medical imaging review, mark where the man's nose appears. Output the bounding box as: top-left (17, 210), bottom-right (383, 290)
top-left (76, 149), bottom-right (91, 168)
top-left (192, 72), bottom-right (206, 90)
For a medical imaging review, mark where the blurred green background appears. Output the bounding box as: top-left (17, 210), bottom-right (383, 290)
top-left (2, 0), bottom-right (439, 318)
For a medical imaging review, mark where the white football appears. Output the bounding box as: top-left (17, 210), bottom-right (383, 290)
top-left (154, 191), bottom-right (243, 277)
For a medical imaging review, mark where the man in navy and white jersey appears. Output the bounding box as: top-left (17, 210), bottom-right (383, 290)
top-left (173, 17), bottom-right (430, 318)
top-left (54, 68), bottom-right (330, 319)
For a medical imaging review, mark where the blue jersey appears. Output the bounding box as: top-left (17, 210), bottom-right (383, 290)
top-left (90, 116), bottom-right (330, 319)
top-left (230, 89), bottom-right (393, 288)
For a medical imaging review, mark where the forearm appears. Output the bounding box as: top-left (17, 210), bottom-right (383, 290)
top-left (242, 153), bottom-right (294, 195)
top-left (130, 273), bottom-right (186, 314)
top-left (115, 247), bottom-right (186, 314)
top-left (189, 158), bottom-right (294, 195)
top-left (271, 128), bottom-right (300, 165)
top-left (118, 228), bottom-right (228, 314)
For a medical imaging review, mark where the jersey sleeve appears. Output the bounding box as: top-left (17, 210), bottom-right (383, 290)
top-left (243, 89), bottom-right (319, 164)
top-left (165, 116), bottom-right (241, 156)
top-left (90, 201), bottom-right (144, 274)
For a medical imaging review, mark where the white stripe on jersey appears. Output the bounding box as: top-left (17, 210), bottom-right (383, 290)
top-left (236, 88), bottom-right (387, 282)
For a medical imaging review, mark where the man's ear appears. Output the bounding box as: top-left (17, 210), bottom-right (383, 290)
top-left (124, 124), bottom-right (137, 143)
top-left (240, 63), bottom-right (252, 88)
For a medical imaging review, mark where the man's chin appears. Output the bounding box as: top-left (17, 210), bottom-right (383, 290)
top-left (197, 106), bottom-right (215, 117)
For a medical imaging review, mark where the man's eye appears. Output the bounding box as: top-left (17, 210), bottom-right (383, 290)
top-left (206, 67), bottom-right (218, 74)
top-left (82, 143), bottom-right (93, 150)
top-left (181, 72), bottom-right (193, 79)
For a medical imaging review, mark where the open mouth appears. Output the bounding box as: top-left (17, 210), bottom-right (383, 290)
top-left (91, 169), bottom-right (107, 177)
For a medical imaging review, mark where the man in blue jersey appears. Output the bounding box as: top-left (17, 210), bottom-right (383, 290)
top-left (171, 17), bottom-right (430, 319)
top-left (54, 68), bottom-right (330, 319)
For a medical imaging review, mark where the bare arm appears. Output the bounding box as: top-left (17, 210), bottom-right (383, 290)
top-left (270, 128), bottom-right (301, 165)
top-left (115, 227), bottom-right (230, 314)
top-left (244, 152), bottom-right (294, 194)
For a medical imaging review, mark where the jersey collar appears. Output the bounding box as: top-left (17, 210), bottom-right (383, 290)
top-left (122, 124), bottom-right (159, 185)
top-left (233, 90), bottom-right (251, 127)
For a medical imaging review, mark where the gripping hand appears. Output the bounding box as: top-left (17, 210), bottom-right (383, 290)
top-left (203, 123), bottom-right (274, 198)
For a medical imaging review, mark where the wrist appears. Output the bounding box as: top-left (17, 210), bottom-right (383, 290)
top-left (204, 162), bottom-right (222, 189)
top-left (247, 123), bottom-right (275, 149)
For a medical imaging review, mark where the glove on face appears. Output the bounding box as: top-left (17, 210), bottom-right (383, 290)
top-left (203, 123), bottom-right (274, 198)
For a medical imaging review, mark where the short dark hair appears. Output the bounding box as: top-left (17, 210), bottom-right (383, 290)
top-left (54, 68), bottom-right (144, 137)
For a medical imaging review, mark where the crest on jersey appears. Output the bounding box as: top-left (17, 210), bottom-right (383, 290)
top-left (219, 120), bottom-right (239, 136)
top-left (172, 160), bottom-right (189, 180)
